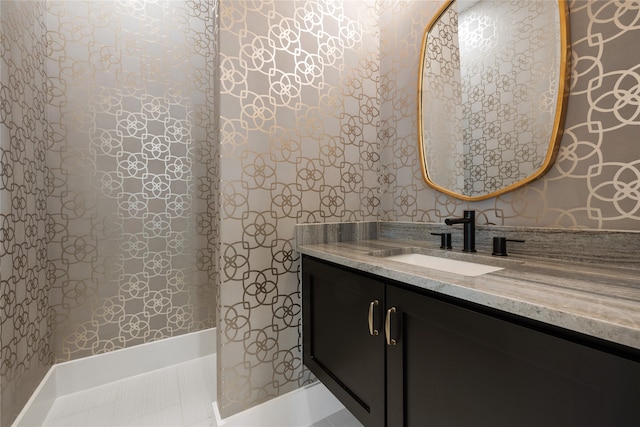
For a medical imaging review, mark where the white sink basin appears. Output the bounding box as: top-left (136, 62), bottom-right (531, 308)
top-left (384, 253), bottom-right (504, 277)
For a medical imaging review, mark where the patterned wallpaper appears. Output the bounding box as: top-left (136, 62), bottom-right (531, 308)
top-left (420, 4), bottom-right (465, 195)
top-left (0, 2), bottom-right (52, 426)
top-left (217, 0), bottom-right (379, 417)
top-left (2, 0), bottom-right (640, 424)
top-left (45, 0), bottom-right (217, 362)
top-left (382, 0), bottom-right (640, 230)
top-left (458, 1), bottom-right (560, 197)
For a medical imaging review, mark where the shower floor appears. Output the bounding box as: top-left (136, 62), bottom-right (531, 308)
top-left (39, 354), bottom-right (361, 427)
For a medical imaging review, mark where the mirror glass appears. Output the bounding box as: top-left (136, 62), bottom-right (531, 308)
top-left (418, 0), bottom-right (569, 201)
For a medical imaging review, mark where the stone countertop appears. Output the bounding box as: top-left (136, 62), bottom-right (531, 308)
top-left (298, 238), bottom-right (640, 351)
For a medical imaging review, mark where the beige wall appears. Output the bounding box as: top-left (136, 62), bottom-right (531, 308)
top-left (44, 0), bottom-right (217, 362)
top-left (0, 2), bottom-right (51, 426)
top-left (217, 0), bottom-right (379, 417)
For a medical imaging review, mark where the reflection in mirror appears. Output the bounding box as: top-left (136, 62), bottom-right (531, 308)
top-left (419, 0), bottom-right (569, 201)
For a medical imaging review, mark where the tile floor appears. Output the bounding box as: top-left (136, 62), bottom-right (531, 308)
top-left (308, 409), bottom-right (363, 427)
top-left (42, 355), bottom-right (217, 427)
top-left (40, 353), bottom-right (362, 427)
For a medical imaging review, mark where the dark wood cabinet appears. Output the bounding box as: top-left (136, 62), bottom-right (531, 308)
top-left (302, 255), bottom-right (640, 427)
top-left (302, 256), bottom-right (385, 427)
top-left (385, 283), bottom-right (640, 427)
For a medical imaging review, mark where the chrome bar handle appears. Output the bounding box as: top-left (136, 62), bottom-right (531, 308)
top-left (385, 307), bottom-right (397, 346)
top-left (368, 300), bottom-right (379, 336)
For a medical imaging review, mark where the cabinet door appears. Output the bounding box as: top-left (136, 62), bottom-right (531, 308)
top-left (303, 257), bottom-right (385, 427)
top-left (386, 284), bottom-right (640, 427)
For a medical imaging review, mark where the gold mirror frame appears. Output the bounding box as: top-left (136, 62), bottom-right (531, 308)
top-left (417, 0), bottom-right (570, 201)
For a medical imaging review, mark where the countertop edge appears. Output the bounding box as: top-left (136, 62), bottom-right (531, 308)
top-left (298, 244), bottom-right (640, 352)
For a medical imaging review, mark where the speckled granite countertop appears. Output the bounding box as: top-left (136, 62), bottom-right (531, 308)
top-left (298, 237), bottom-right (640, 351)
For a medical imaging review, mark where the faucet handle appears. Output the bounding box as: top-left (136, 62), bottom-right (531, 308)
top-left (492, 237), bottom-right (525, 256)
top-left (431, 232), bottom-right (452, 250)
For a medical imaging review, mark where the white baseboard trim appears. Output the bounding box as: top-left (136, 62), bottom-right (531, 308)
top-left (213, 381), bottom-right (344, 427)
top-left (12, 328), bottom-right (216, 427)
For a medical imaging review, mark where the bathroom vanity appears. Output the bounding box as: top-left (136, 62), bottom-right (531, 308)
top-left (298, 223), bottom-right (640, 427)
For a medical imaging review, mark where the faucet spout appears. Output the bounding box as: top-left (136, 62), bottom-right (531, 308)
top-left (444, 210), bottom-right (476, 252)
top-left (444, 217), bottom-right (469, 226)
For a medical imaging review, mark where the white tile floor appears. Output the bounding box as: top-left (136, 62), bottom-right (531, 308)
top-left (40, 353), bottom-right (362, 427)
top-left (42, 355), bottom-right (217, 427)
top-left (308, 409), bottom-right (363, 427)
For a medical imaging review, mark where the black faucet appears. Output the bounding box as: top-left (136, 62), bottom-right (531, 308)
top-left (444, 210), bottom-right (476, 252)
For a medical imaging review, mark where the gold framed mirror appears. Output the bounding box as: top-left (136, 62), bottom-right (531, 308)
top-left (418, 0), bottom-right (570, 201)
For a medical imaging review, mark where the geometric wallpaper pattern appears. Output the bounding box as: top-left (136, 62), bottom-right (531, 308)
top-left (0, 2), bottom-right (51, 426)
top-left (217, 0), bottom-right (379, 417)
top-left (44, 0), bottom-right (217, 362)
top-left (381, 0), bottom-right (640, 230)
top-left (456, 0), bottom-right (559, 197)
top-left (420, 4), bottom-right (466, 195)
top-left (2, 0), bottom-right (640, 424)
